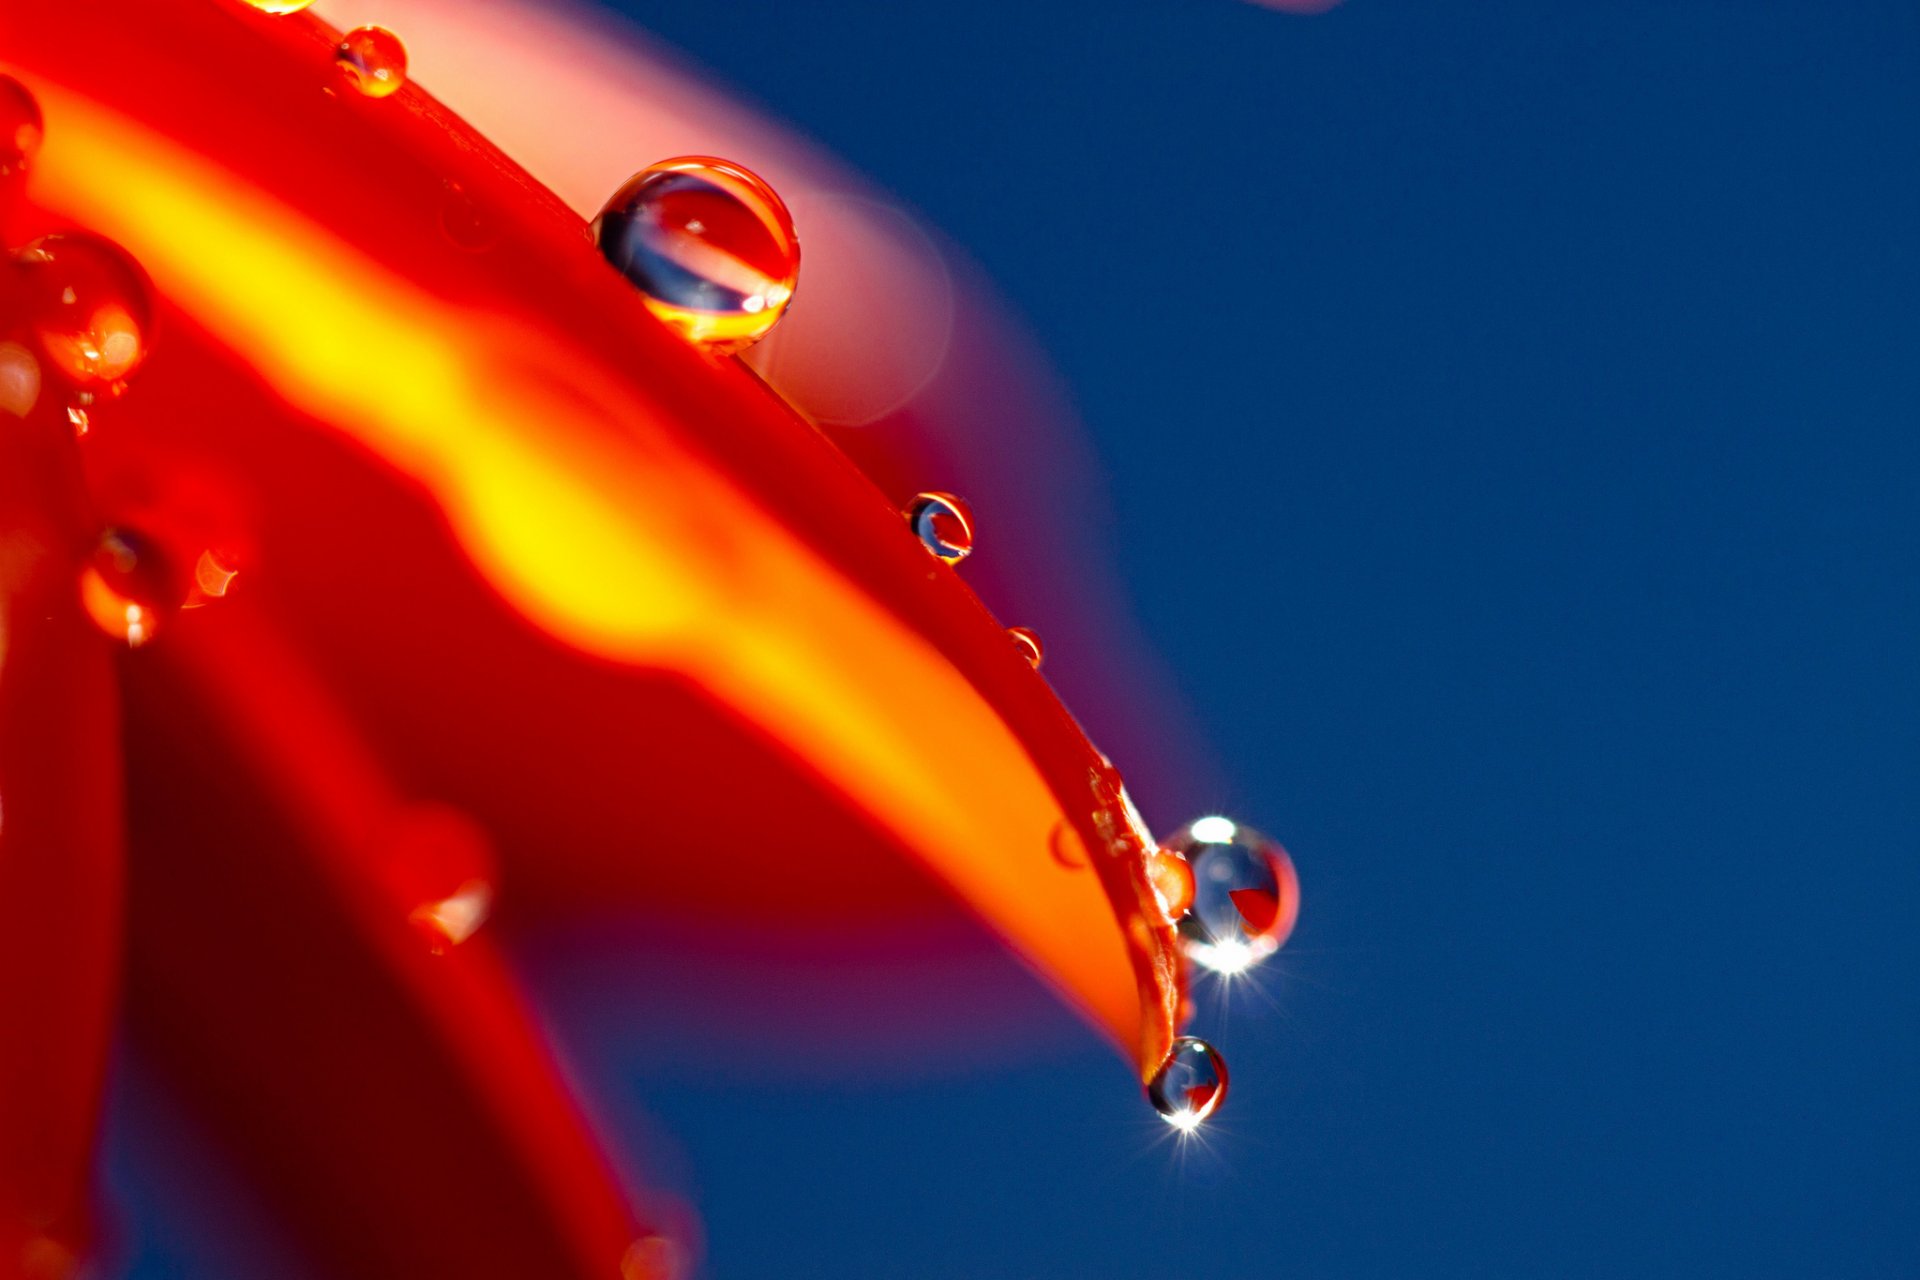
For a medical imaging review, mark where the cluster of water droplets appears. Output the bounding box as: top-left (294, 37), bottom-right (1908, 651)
top-left (0, 76), bottom-right (194, 649)
top-left (1136, 815), bottom-right (1301, 1131)
top-left (15, 12), bottom-right (1294, 1144)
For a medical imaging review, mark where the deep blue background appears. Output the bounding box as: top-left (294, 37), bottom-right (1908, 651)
top-left (582, 2), bottom-right (1920, 1276)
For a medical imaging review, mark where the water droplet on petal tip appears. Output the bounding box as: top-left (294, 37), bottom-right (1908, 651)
top-left (1147, 1036), bottom-right (1228, 1130)
top-left (335, 26), bottom-right (408, 98)
top-left (904, 490), bottom-right (973, 563)
top-left (593, 156), bottom-right (799, 353)
top-left (243, 0), bottom-right (318, 13)
top-left (15, 232), bottom-right (154, 400)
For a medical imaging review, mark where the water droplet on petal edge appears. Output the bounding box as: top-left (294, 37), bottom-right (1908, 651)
top-left (1163, 816), bottom-right (1300, 974)
top-left (593, 156), bottom-right (799, 353)
top-left (1006, 625), bottom-right (1044, 668)
top-left (335, 26), bottom-right (408, 99)
top-left (1147, 1036), bottom-right (1228, 1130)
top-left (904, 491), bottom-right (974, 564)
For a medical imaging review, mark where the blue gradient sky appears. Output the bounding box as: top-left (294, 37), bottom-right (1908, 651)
top-left (582, 2), bottom-right (1919, 1276)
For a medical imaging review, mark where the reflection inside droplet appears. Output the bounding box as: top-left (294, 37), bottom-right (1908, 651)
top-left (1147, 1036), bottom-right (1228, 1130)
top-left (1163, 816), bottom-right (1300, 975)
top-left (592, 156), bottom-right (799, 353)
top-left (79, 527), bottom-right (178, 647)
top-left (905, 491), bottom-right (973, 564)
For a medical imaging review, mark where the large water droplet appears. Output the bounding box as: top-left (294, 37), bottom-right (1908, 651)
top-left (593, 157), bottom-right (799, 353)
top-left (1007, 625), bottom-right (1044, 668)
top-left (905, 491), bottom-right (973, 564)
top-left (1147, 1036), bottom-right (1228, 1130)
top-left (243, 0), bottom-right (317, 13)
top-left (1164, 816), bottom-right (1300, 975)
top-left (79, 528), bottom-right (178, 647)
top-left (15, 233), bottom-right (153, 399)
top-left (0, 76), bottom-right (43, 182)
top-left (335, 26), bottom-right (408, 98)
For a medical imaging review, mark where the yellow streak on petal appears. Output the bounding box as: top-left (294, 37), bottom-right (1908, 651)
top-left (30, 87), bottom-right (1161, 1066)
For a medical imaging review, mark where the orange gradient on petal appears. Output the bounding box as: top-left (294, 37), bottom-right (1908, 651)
top-left (29, 87), bottom-right (1169, 1069)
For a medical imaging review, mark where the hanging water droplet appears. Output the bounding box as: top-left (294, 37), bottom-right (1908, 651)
top-left (335, 26), bottom-right (408, 99)
top-left (0, 76), bottom-right (43, 182)
top-left (79, 528), bottom-right (178, 647)
top-left (1006, 626), bottom-right (1044, 668)
top-left (1147, 1036), bottom-right (1228, 1131)
top-left (14, 233), bottom-right (154, 399)
top-left (243, 0), bottom-right (317, 13)
top-left (904, 491), bottom-right (974, 564)
top-left (1164, 816), bottom-right (1300, 975)
top-left (592, 156), bottom-right (799, 353)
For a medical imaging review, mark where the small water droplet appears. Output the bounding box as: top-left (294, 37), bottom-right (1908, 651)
top-left (904, 491), bottom-right (973, 563)
top-left (1163, 816), bottom-right (1300, 974)
top-left (593, 156), bottom-right (799, 353)
top-left (14, 233), bottom-right (153, 399)
top-left (1048, 818), bottom-right (1089, 868)
top-left (1147, 1036), bottom-right (1228, 1130)
top-left (335, 26), bottom-right (408, 98)
top-left (242, 0), bottom-right (317, 13)
top-left (66, 404), bottom-right (89, 437)
top-left (79, 527), bottom-right (178, 647)
top-left (1007, 625), bottom-right (1044, 668)
top-left (0, 76), bottom-right (43, 182)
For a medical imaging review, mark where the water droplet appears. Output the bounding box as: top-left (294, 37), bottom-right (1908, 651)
top-left (593, 156), bottom-right (799, 353)
top-left (66, 404), bottom-right (89, 437)
top-left (1147, 1036), bottom-right (1228, 1130)
top-left (1147, 844), bottom-right (1195, 920)
top-left (0, 341), bottom-right (41, 417)
top-left (14, 233), bottom-right (153, 399)
top-left (335, 26), bottom-right (408, 98)
top-left (1164, 817), bottom-right (1300, 974)
top-left (904, 491), bottom-right (973, 564)
top-left (0, 76), bottom-right (43, 181)
top-left (620, 1235), bottom-right (688, 1280)
top-left (1007, 625), bottom-right (1044, 668)
top-left (243, 0), bottom-right (317, 13)
top-left (79, 527), bottom-right (178, 647)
